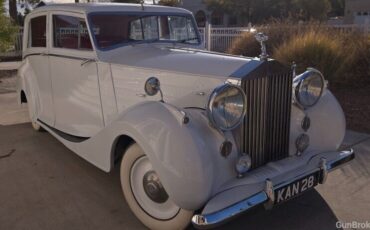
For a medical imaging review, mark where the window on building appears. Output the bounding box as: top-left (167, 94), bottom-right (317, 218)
top-left (195, 10), bottom-right (206, 27)
top-left (28, 16), bottom-right (47, 48)
top-left (211, 10), bottom-right (224, 26)
top-left (228, 16), bottom-right (237, 26)
top-left (53, 15), bottom-right (93, 50)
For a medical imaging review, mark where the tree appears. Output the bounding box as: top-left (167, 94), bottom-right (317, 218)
top-left (296, 0), bottom-right (331, 21)
top-left (329, 0), bottom-right (345, 17)
top-left (158, 0), bottom-right (180, 6)
top-left (8, 0), bottom-right (17, 22)
top-left (204, 0), bottom-right (253, 24)
top-left (7, 0), bottom-right (41, 25)
top-left (0, 0), bottom-right (17, 52)
top-left (204, 0), bottom-right (331, 24)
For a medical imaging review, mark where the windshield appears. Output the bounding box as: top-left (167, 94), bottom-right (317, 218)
top-left (89, 13), bottom-right (200, 50)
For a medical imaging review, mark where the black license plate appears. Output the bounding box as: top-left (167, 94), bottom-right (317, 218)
top-left (274, 171), bottom-right (320, 204)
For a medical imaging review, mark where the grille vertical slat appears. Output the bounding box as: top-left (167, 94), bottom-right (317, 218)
top-left (276, 74), bottom-right (283, 159)
top-left (241, 69), bottom-right (292, 169)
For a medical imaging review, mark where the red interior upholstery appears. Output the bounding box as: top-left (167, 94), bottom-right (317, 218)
top-left (53, 15), bottom-right (93, 50)
top-left (30, 16), bottom-right (47, 47)
top-left (56, 34), bottom-right (92, 50)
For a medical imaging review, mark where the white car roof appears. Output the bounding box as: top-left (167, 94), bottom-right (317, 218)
top-left (31, 3), bottom-right (192, 15)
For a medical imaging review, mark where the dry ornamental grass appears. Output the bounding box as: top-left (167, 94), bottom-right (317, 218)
top-left (228, 21), bottom-right (370, 132)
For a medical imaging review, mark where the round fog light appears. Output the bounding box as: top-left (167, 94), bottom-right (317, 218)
top-left (236, 154), bottom-right (252, 176)
top-left (296, 134), bottom-right (310, 155)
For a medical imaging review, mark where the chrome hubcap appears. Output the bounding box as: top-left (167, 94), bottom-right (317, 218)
top-left (143, 170), bottom-right (169, 203)
top-left (130, 156), bottom-right (180, 220)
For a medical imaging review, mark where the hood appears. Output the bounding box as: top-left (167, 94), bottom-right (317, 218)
top-left (98, 44), bottom-right (261, 79)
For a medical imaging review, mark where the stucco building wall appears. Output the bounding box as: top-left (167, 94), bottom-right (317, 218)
top-left (180, 0), bottom-right (241, 27)
top-left (344, 0), bottom-right (370, 24)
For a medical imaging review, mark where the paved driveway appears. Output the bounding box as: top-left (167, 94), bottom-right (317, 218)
top-left (0, 91), bottom-right (369, 230)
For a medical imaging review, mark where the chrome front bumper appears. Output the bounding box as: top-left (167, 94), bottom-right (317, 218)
top-left (192, 149), bottom-right (355, 229)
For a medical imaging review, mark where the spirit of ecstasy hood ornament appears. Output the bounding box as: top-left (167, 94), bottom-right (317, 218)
top-left (255, 32), bottom-right (269, 61)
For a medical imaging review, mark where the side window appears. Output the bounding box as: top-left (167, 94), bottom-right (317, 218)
top-left (53, 15), bottom-right (93, 50)
top-left (28, 16), bottom-right (47, 48)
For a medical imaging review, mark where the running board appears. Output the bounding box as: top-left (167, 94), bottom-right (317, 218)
top-left (37, 119), bottom-right (90, 143)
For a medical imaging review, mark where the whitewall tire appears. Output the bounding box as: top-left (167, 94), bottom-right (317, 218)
top-left (31, 121), bottom-right (42, 131)
top-left (120, 143), bottom-right (193, 230)
top-left (27, 103), bottom-right (43, 132)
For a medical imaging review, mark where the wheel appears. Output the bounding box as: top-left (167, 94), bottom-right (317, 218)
top-left (31, 121), bottom-right (43, 131)
top-left (27, 103), bottom-right (43, 132)
top-left (120, 143), bottom-right (193, 230)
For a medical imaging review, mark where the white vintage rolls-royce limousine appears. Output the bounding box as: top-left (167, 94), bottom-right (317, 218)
top-left (18, 3), bottom-right (355, 230)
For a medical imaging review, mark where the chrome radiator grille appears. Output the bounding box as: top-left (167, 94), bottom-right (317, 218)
top-left (241, 70), bottom-right (293, 169)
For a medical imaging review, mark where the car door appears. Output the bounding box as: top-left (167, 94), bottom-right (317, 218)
top-left (24, 13), bottom-right (55, 126)
top-left (49, 12), bottom-right (104, 137)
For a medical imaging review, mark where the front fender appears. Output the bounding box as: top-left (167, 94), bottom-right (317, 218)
top-left (113, 102), bottom-right (238, 210)
top-left (40, 100), bottom-right (239, 210)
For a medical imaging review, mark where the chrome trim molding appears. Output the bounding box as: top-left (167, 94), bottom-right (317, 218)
top-left (327, 149), bottom-right (355, 171)
top-left (206, 84), bottom-right (247, 131)
top-left (192, 192), bottom-right (268, 229)
top-left (319, 158), bottom-right (328, 184)
top-left (293, 68), bottom-right (326, 110)
top-left (23, 53), bottom-right (94, 61)
top-left (264, 179), bottom-right (274, 209)
top-left (192, 149), bottom-right (354, 229)
top-left (240, 64), bottom-right (293, 169)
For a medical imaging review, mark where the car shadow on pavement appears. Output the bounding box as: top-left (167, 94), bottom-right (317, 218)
top-left (0, 123), bottom-right (343, 230)
top-left (194, 189), bottom-right (341, 230)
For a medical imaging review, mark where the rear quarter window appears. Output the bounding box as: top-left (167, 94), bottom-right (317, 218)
top-left (28, 16), bottom-right (47, 48)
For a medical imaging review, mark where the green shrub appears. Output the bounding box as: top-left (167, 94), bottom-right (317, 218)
top-left (0, 14), bottom-right (17, 52)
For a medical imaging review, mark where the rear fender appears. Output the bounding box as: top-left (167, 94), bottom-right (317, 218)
top-left (17, 60), bottom-right (40, 122)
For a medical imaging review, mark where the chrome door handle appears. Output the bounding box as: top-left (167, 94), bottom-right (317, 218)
top-left (81, 59), bottom-right (96, 67)
top-left (40, 52), bottom-right (48, 56)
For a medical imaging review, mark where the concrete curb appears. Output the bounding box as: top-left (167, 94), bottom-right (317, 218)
top-left (0, 62), bottom-right (21, 70)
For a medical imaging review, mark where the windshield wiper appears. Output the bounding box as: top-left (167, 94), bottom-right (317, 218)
top-left (129, 38), bottom-right (160, 46)
top-left (145, 38), bottom-right (160, 43)
top-left (178, 37), bottom-right (199, 44)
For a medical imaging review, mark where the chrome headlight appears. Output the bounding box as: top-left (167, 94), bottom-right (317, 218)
top-left (293, 68), bottom-right (326, 109)
top-left (207, 84), bottom-right (247, 131)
